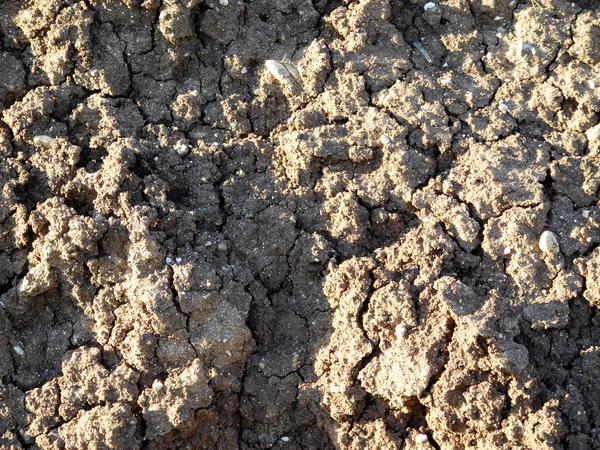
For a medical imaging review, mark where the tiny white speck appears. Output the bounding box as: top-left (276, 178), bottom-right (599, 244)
top-left (494, 16), bottom-right (503, 20)
top-left (424, 2), bottom-right (436, 10)
top-left (13, 345), bottom-right (24, 356)
top-left (380, 135), bottom-right (391, 145)
top-left (220, 0), bottom-right (229, 5)
top-left (166, 257), bottom-right (174, 264)
top-left (241, 66), bottom-right (248, 74)
top-left (582, 210), bottom-right (590, 218)
top-left (504, 247), bottom-right (511, 255)
top-left (152, 380), bottom-right (164, 391)
top-left (175, 257), bottom-right (182, 264)
top-left (498, 102), bottom-right (509, 112)
top-left (281, 436), bottom-right (290, 442)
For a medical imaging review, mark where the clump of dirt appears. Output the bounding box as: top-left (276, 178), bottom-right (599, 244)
top-left (1, 0), bottom-right (600, 449)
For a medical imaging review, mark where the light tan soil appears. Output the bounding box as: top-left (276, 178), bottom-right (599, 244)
top-left (1, 0), bottom-right (600, 449)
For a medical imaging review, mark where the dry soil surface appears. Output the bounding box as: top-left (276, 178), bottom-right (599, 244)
top-left (1, 0), bottom-right (600, 449)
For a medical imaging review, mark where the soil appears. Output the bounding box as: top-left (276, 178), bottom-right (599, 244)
top-left (1, 0), bottom-right (600, 449)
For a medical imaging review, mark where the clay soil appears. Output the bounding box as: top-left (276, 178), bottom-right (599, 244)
top-left (2, 0), bottom-right (600, 448)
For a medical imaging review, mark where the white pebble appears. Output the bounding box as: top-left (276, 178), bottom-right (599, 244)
top-left (424, 2), bottom-right (436, 10)
top-left (380, 135), bottom-right (391, 145)
top-left (504, 247), bottom-right (512, 255)
top-left (415, 434), bottom-right (429, 444)
top-left (152, 380), bottom-right (164, 391)
top-left (586, 123), bottom-right (600, 143)
top-left (265, 59), bottom-right (301, 85)
top-left (175, 257), bottom-right (182, 264)
top-left (241, 66), bottom-right (248, 74)
top-left (498, 102), bottom-right (509, 112)
top-left (395, 324), bottom-right (408, 338)
top-left (166, 257), bottom-right (174, 264)
top-left (539, 231), bottom-right (559, 253)
top-left (281, 437), bottom-right (290, 442)
top-left (13, 345), bottom-right (24, 356)
top-left (494, 15), bottom-right (503, 20)
top-left (32, 135), bottom-right (54, 148)
top-left (220, 0), bottom-right (229, 5)
top-left (582, 210), bottom-right (590, 218)
top-left (174, 143), bottom-right (189, 157)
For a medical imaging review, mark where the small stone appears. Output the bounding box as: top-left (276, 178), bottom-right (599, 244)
top-left (539, 230), bottom-right (559, 253)
top-left (241, 66), bottom-right (248, 74)
top-left (395, 324), bottom-right (408, 338)
top-left (415, 434), bottom-right (428, 444)
top-left (166, 257), bottom-right (174, 264)
top-left (498, 102), bottom-right (510, 112)
top-left (586, 123), bottom-right (600, 143)
top-left (220, 0), bottom-right (229, 5)
top-left (175, 257), bottom-right (183, 264)
top-left (504, 247), bottom-right (512, 255)
top-left (32, 135), bottom-right (54, 148)
top-left (380, 135), bottom-right (391, 145)
top-left (13, 345), bottom-right (24, 356)
top-left (217, 242), bottom-right (228, 251)
top-left (582, 210), bottom-right (590, 218)
top-left (174, 143), bottom-right (189, 157)
top-left (423, 2), bottom-right (436, 10)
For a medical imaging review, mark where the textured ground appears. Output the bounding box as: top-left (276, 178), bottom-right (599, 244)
top-left (1, 0), bottom-right (600, 449)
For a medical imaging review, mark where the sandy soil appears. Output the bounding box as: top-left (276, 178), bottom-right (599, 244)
top-left (1, 0), bottom-right (600, 448)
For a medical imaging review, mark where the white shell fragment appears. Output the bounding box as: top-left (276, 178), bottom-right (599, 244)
top-left (413, 42), bottom-right (433, 63)
top-left (498, 102), bottom-right (510, 112)
top-left (13, 345), bottom-right (24, 356)
top-left (539, 230), bottom-right (559, 253)
top-left (424, 2), bottom-right (436, 10)
top-left (33, 135), bottom-right (54, 148)
top-left (265, 59), bottom-right (301, 86)
top-left (240, 66), bottom-right (248, 74)
top-left (220, 0), bottom-right (229, 5)
top-left (380, 135), bottom-right (391, 145)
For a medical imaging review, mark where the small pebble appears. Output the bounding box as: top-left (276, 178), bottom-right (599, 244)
top-left (241, 66), bottom-right (248, 74)
top-left (217, 242), bottom-right (228, 251)
top-left (498, 102), bottom-right (509, 112)
top-left (152, 380), bottom-right (164, 391)
top-left (175, 257), bottom-right (182, 264)
top-left (13, 345), bottom-right (24, 356)
top-left (281, 437), bottom-right (290, 442)
top-left (504, 247), bottom-right (512, 255)
top-left (166, 257), bottom-right (174, 264)
top-left (33, 135), bottom-right (54, 148)
top-left (380, 135), bottom-right (391, 145)
top-left (220, 0), bottom-right (229, 5)
top-left (539, 231), bottom-right (559, 253)
top-left (424, 2), bottom-right (436, 10)
top-left (395, 324), bottom-right (408, 338)
top-left (415, 434), bottom-right (429, 444)
top-left (174, 143), bottom-right (189, 157)
top-left (582, 210), bottom-right (590, 218)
